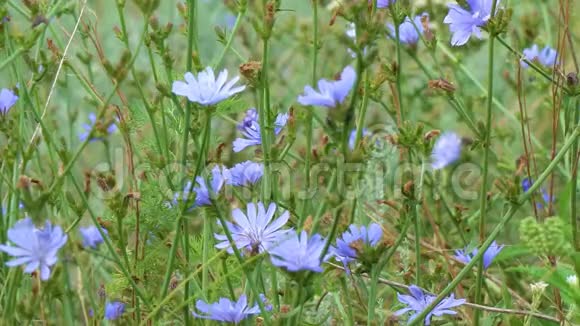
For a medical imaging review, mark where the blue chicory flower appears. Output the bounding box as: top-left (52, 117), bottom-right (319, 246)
top-left (0, 218), bottom-right (68, 281)
top-left (233, 108), bottom-right (289, 152)
top-left (215, 202), bottom-right (290, 255)
top-left (223, 13), bottom-right (236, 29)
top-left (229, 161), bottom-right (264, 186)
top-left (521, 44), bottom-right (558, 69)
top-left (388, 14), bottom-right (428, 45)
top-left (395, 285), bottom-right (466, 325)
top-left (431, 132), bottom-right (462, 170)
top-left (377, 0), bottom-right (396, 8)
top-left (332, 223), bottom-right (382, 272)
top-left (192, 294), bottom-right (270, 323)
top-left (104, 301), bottom-right (125, 320)
top-left (173, 165), bottom-right (231, 208)
top-left (79, 113), bottom-right (117, 142)
top-left (0, 88), bottom-right (18, 115)
top-left (521, 177), bottom-right (555, 209)
top-left (79, 226), bottom-right (108, 249)
top-left (297, 66), bottom-right (356, 108)
top-left (444, 0), bottom-right (500, 46)
top-left (454, 241), bottom-right (504, 269)
top-left (348, 128), bottom-right (372, 150)
top-left (172, 67), bottom-right (245, 106)
top-left (269, 230), bottom-right (330, 273)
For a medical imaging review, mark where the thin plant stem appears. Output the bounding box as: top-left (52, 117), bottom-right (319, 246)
top-left (474, 4), bottom-right (498, 321)
top-left (213, 3), bottom-right (247, 68)
top-left (366, 266), bottom-right (380, 326)
top-left (260, 38), bottom-right (273, 202)
top-left (176, 1), bottom-right (198, 323)
top-left (301, 0), bottom-right (318, 225)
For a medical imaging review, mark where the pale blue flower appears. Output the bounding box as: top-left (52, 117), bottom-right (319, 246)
top-left (173, 166), bottom-right (231, 208)
top-left (104, 301), bottom-right (125, 320)
top-left (233, 108), bottom-right (288, 152)
top-left (229, 161), bottom-right (264, 186)
top-left (431, 132), bottom-right (462, 170)
top-left (193, 294), bottom-right (271, 323)
top-left (172, 67), bottom-right (245, 106)
top-left (454, 241), bottom-right (504, 269)
top-left (215, 202), bottom-right (290, 255)
top-left (388, 14), bottom-right (428, 45)
top-left (269, 230), bottom-right (330, 272)
top-left (521, 44), bottom-right (558, 68)
top-left (522, 177), bottom-right (555, 209)
top-left (377, 0), bottom-right (396, 8)
top-left (348, 128), bottom-right (372, 150)
top-left (0, 218), bottom-right (67, 281)
top-left (297, 66), bottom-right (356, 108)
top-left (0, 88), bottom-right (18, 115)
top-left (444, 0), bottom-right (500, 46)
top-left (79, 113), bottom-right (117, 142)
top-left (395, 285), bottom-right (466, 325)
top-left (332, 223), bottom-right (382, 272)
top-left (79, 226), bottom-right (108, 249)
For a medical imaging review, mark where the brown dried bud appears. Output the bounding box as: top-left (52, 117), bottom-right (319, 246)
top-left (47, 39), bottom-right (60, 59)
top-left (239, 61), bottom-right (262, 84)
top-left (97, 217), bottom-right (112, 230)
top-left (17, 175), bottom-right (31, 189)
top-left (454, 204), bottom-right (468, 213)
top-left (428, 78), bottom-right (456, 93)
top-left (264, 1), bottom-right (275, 31)
top-left (403, 180), bottom-right (414, 197)
top-left (420, 14), bottom-right (434, 41)
top-left (149, 15), bottom-right (160, 30)
top-left (386, 134), bottom-right (398, 145)
top-left (303, 215), bottom-right (313, 233)
top-left (515, 154), bottom-right (528, 175)
top-left (32, 15), bottom-right (48, 28)
top-left (280, 305), bottom-right (291, 314)
top-left (567, 72), bottom-right (579, 87)
top-left (321, 212), bottom-right (333, 225)
top-left (382, 235), bottom-right (394, 248)
top-left (127, 192), bottom-right (141, 201)
top-left (321, 135), bottom-right (329, 146)
top-left (424, 130), bottom-right (441, 141)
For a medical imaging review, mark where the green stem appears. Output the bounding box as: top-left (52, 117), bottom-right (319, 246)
top-left (213, 3), bottom-right (247, 68)
top-left (354, 72), bottom-right (370, 148)
top-left (408, 126), bottom-right (580, 326)
top-left (260, 37), bottom-right (272, 201)
top-left (182, 2), bottom-right (198, 323)
top-left (570, 97), bottom-right (580, 280)
top-left (394, 14), bottom-right (404, 122)
top-left (339, 277), bottom-right (355, 325)
top-left (367, 266), bottom-right (380, 326)
top-left (474, 16), bottom-right (497, 323)
top-left (300, 0), bottom-right (318, 226)
top-left (201, 209), bottom-right (211, 299)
